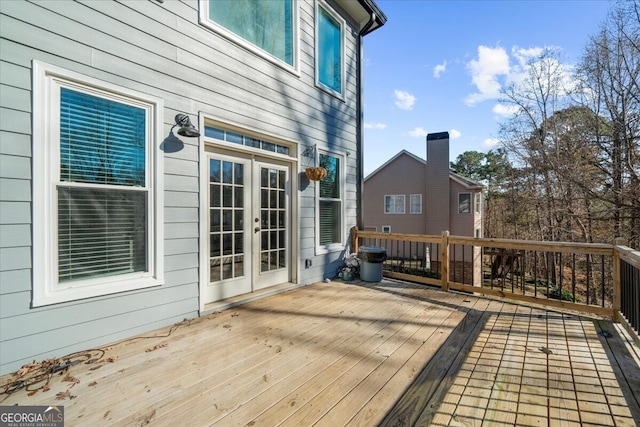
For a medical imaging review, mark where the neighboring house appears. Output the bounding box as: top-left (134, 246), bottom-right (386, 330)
top-left (363, 132), bottom-right (483, 237)
top-left (0, 0), bottom-right (386, 375)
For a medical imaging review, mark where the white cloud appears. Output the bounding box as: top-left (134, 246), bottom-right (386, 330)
top-left (394, 90), bottom-right (416, 110)
top-left (464, 45), bottom-right (510, 106)
top-left (449, 129), bottom-right (462, 139)
top-left (465, 44), bottom-right (575, 107)
top-left (483, 138), bottom-right (500, 149)
top-left (408, 127), bottom-right (428, 138)
top-left (364, 122), bottom-right (387, 129)
top-left (433, 61), bottom-right (447, 78)
top-left (492, 103), bottom-right (520, 117)
top-left (512, 46), bottom-right (544, 67)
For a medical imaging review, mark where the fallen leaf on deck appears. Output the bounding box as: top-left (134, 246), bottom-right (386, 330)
top-left (88, 381), bottom-right (97, 386)
top-left (145, 342), bottom-right (168, 352)
top-left (63, 374), bottom-right (80, 386)
top-left (56, 390), bottom-right (73, 400)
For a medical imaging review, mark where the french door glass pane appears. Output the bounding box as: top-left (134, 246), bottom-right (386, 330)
top-left (210, 159), bottom-right (245, 282)
top-left (260, 166), bottom-right (286, 273)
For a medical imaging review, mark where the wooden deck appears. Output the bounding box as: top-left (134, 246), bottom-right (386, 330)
top-left (2, 279), bottom-right (639, 426)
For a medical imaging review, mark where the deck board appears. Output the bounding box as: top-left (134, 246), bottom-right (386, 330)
top-left (1, 279), bottom-right (639, 426)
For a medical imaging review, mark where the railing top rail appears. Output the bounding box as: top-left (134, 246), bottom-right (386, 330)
top-left (354, 229), bottom-right (616, 256)
top-left (354, 230), bottom-right (442, 244)
top-left (616, 245), bottom-right (640, 270)
top-left (449, 236), bottom-right (614, 256)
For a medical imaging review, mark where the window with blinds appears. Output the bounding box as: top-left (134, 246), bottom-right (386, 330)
top-left (33, 61), bottom-right (162, 306)
top-left (459, 193), bottom-right (471, 214)
top-left (58, 88), bottom-right (148, 283)
top-left (318, 153), bottom-right (341, 246)
top-left (384, 195), bottom-right (405, 214)
top-left (410, 194), bottom-right (422, 214)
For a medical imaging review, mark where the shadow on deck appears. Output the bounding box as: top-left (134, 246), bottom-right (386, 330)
top-left (1, 279), bottom-right (639, 426)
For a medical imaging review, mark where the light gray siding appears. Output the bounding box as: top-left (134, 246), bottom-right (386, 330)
top-left (0, 0), bottom-right (370, 374)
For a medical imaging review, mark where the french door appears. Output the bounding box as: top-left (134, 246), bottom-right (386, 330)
top-left (204, 151), bottom-right (290, 303)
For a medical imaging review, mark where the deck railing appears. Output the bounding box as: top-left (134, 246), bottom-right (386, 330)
top-left (351, 228), bottom-right (640, 341)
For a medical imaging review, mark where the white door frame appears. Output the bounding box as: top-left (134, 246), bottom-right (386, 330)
top-left (198, 120), bottom-right (299, 312)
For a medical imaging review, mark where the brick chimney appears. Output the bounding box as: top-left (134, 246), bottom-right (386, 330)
top-left (425, 132), bottom-right (450, 235)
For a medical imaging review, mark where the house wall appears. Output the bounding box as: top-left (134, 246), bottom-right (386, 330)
top-left (362, 154), bottom-right (426, 234)
top-left (450, 181), bottom-right (477, 237)
top-left (0, 0), bottom-right (364, 375)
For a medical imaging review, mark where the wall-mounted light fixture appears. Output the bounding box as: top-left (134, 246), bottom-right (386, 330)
top-left (172, 114), bottom-right (200, 138)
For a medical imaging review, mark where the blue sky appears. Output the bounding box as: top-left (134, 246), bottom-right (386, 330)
top-left (362, 0), bottom-right (613, 176)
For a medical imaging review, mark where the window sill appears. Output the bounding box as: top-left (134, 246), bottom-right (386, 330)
top-left (32, 274), bottom-right (163, 308)
top-left (315, 243), bottom-right (345, 256)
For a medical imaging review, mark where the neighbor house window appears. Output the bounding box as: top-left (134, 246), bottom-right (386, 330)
top-left (318, 152), bottom-right (342, 247)
top-left (382, 226), bottom-right (391, 233)
top-left (316, 2), bottom-right (344, 94)
top-left (459, 193), bottom-right (471, 214)
top-left (384, 195), bottom-right (405, 214)
top-left (475, 192), bottom-right (481, 213)
top-left (201, 0), bottom-right (296, 68)
top-left (410, 194), bottom-right (422, 214)
top-left (32, 61), bottom-right (164, 306)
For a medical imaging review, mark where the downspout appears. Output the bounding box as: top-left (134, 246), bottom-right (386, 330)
top-left (356, 13), bottom-right (376, 230)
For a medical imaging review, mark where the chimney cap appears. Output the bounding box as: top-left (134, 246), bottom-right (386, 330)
top-left (427, 132), bottom-right (449, 141)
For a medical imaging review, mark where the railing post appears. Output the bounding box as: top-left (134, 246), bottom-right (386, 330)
top-left (613, 237), bottom-right (626, 322)
top-left (351, 226), bottom-right (359, 254)
top-left (441, 230), bottom-right (449, 291)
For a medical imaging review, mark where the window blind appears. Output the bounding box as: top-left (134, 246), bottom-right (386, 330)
top-left (58, 88), bottom-right (148, 283)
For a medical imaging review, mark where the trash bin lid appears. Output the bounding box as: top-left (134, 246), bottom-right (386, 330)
top-left (358, 246), bottom-right (386, 253)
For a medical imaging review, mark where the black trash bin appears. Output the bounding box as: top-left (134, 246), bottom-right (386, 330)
top-left (358, 246), bottom-right (387, 282)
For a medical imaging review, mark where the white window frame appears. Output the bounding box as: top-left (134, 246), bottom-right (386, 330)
top-left (315, 0), bottom-right (345, 98)
top-left (458, 192), bottom-right (471, 214)
top-left (316, 150), bottom-right (344, 253)
top-left (384, 195), bottom-right (405, 214)
top-left (32, 61), bottom-right (164, 306)
top-left (475, 192), bottom-right (482, 213)
top-left (199, 0), bottom-right (299, 74)
top-left (410, 194), bottom-right (422, 214)
top-left (382, 225), bottom-right (391, 233)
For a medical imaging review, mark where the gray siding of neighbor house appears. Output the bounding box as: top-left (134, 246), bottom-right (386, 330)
top-left (362, 153), bottom-right (427, 234)
top-left (0, 0), bottom-right (363, 375)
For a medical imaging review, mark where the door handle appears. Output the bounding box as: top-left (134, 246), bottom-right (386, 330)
top-left (255, 227), bottom-right (260, 233)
